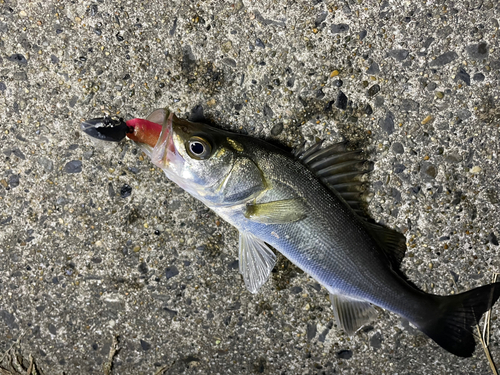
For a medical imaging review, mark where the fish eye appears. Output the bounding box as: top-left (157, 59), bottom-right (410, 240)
top-left (186, 136), bottom-right (212, 160)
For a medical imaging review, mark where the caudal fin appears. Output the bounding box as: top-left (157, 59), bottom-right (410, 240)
top-left (420, 282), bottom-right (500, 357)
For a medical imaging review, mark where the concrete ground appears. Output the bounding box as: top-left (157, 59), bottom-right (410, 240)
top-left (1, 0), bottom-right (500, 374)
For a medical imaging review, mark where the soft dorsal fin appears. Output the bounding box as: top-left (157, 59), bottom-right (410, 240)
top-left (363, 221), bottom-right (407, 268)
top-left (294, 141), bottom-right (372, 215)
top-left (295, 141), bottom-right (408, 269)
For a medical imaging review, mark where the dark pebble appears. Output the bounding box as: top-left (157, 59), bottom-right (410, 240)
top-left (367, 62), bottom-right (379, 75)
top-left (388, 49), bottom-right (409, 61)
top-left (392, 142), bottom-right (404, 154)
top-left (401, 99), bottom-right (419, 112)
top-left (333, 79), bottom-right (343, 87)
top-left (370, 332), bottom-right (382, 349)
top-left (8, 53), bottom-right (27, 65)
top-left (50, 55), bottom-right (59, 64)
top-left (391, 188), bottom-right (402, 202)
top-left (255, 38), bottom-right (265, 48)
top-left (314, 12), bottom-right (327, 27)
top-left (423, 37), bottom-right (435, 49)
top-left (290, 286), bottom-right (302, 294)
top-left (140, 339), bottom-right (151, 351)
top-left (165, 266), bottom-right (179, 279)
top-left (263, 104), bottom-right (274, 117)
top-left (228, 260), bottom-right (239, 270)
top-left (120, 184), bottom-right (132, 198)
top-left (394, 164), bottom-right (406, 173)
top-left (359, 30), bottom-right (367, 40)
top-left (163, 307), bottom-right (178, 318)
top-left (8, 174), bottom-right (19, 188)
top-left (488, 233), bottom-right (499, 246)
top-left (270, 123), bottom-right (284, 136)
top-left (316, 89), bottom-right (325, 99)
top-left (94, 29), bottom-right (102, 36)
top-left (466, 42), bottom-right (488, 60)
top-left (56, 29), bottom-right (63, 34)
top-left (222, 58), bottom-right (236, 67)
top-left (48, 323), bottom-right (57, 335)
top-left (457, 109), bottom-right (471, 120)
top-left (427, 82), bottom-right (437, 91)
top-left (116, 33), bottom-right (124, 42)
top-left (227, 301), bottom-right (241, 310)
top-left (364, 104), bottom-right (373, 115)
top-left (0, 81), bottom-right (6, 91)
top-left (331, 23), bottom-right (349, 33)
top-left (379, 111), bottom-right (394, 135)
top-left (336, 350), bottom-right (352, 359)
top-left (455, 68), bottom-right (470, 86)
top-left (306, 323), bottom-right (317, 341)
top-left (1, 216), bottom-right (12, 225)
top-left (324, 100), bottom-right (334, 112)
top-left (336, 91), bottom-right (348, 110)
top-left (367, 84), bottom-right (380, 96)
top-left (64, 160), bottom-right (82, 174)
top-left (421, 162), bottom-right (437, 179)
top-left (138, 262), bottom-right (148, 274)
top-left (473, 72), bottom-right (485, 82)
top-left (430, 51), bottom-right (458, 67)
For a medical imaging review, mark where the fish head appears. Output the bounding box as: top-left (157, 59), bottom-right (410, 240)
top-left (128, 109), bottom-right (239, 204)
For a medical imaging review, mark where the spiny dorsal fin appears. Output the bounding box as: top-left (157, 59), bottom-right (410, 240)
top-left (295, 141), bottom-right (372, 215)
top-left (295, 141), bottom-right (407, 269)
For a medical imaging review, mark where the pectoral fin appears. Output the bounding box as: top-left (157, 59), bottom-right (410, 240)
top-left (239, 231), bottom-right (276, 294)
top-left (244, 198), bottom-right (308, 224)
top-left (329, 293), bottom-right (378, 335)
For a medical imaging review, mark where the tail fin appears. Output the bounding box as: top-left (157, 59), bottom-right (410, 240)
top-left (420, 282), bottom-right (500, 357)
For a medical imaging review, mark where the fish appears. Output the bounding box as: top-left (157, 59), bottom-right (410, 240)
top-left (81, 108), bottom-right (500, 357)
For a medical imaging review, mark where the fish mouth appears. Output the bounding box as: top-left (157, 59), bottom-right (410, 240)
top-left (126, 109), bottom-right (179, 170)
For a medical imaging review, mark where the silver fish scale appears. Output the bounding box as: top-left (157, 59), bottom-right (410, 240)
top-left (214, 141), bottom-right (427, 321)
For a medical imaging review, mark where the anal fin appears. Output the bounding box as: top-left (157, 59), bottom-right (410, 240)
top-left (329, 293), bottom-right (378, 335)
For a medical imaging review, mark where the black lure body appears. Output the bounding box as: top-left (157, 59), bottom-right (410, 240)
top-left (80, 117), bottom-right (131, 142)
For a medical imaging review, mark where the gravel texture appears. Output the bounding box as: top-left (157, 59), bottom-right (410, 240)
top-left (0, 0), bottom-right (500, 374)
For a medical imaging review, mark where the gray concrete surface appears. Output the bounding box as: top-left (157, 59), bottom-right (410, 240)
top-left (0, 0), bottom-right (499, 374)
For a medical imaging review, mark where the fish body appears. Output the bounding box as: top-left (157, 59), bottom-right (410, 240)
top-left (81, 108), bottom-right (500, 357)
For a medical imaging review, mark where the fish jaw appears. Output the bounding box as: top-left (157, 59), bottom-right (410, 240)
top-left (125, 111), bottom-right (181, 170)
top-left (126, 111), bottom-right (198, 195)
top-left (125, 118), bottom-right (164, 156)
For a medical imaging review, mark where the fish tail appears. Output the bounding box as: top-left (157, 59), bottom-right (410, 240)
top-left (419, 282), bottom-right (500, 357)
